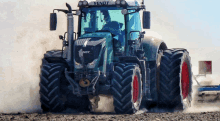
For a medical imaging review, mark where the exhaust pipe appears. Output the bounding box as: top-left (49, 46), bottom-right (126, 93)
top-left (66, 3), bottom-right (74, 71)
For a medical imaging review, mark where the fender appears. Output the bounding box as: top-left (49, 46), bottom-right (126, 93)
top-left (142, 36), bottom-right (167, 61)
top-left (118, 56), bottom-right (141, 66)
top-left (41, 50), bottom-right (69, 67)
top-left (45, 57), bottom-right (67, 64)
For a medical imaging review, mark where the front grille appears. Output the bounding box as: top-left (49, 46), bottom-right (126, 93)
top-left (72, 71), bottom-right (99, 95)
top-left (74, 70), bottom-right (98, 81)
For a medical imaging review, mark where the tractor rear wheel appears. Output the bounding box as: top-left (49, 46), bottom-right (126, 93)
top-left (112, 63), bottom-right (142, 114)
top-left (158, 49), bottom-right (192, 111)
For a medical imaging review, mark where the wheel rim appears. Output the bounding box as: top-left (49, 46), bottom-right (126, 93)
top-left (133, 75), bottom-right (139, 103)
top-left (181, 62), bottom-right (189, 99)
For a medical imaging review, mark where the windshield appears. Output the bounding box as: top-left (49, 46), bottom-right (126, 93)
top-left (81, 7), bottom-right (125, 34)
top-left (80, 7), bottom-right (125, 46)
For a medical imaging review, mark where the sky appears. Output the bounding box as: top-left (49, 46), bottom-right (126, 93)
top-left (143, 0), bottom-right (220, 77)
top-left (0, 0), bottom-right (220, 113)
top-left (146, 0), bottom-right (220, 48)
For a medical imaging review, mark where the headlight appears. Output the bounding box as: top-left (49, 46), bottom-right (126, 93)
top-left (121, 0), bottom-right (127, 5)
top-left (75, 60), bottom-right (83, 69)
top-left (83, 1), bottom-right (88, 6)
top-left (78, 1), bottom-right (83, 7)
top-left (87, 59), bottom-right (98, 68)
top-left (115, 0), bottom-right (121, 5)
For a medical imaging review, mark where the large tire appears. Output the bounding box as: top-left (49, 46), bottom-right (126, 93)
top-left (39, 63), bottom-right (67, 112)
top-left (39, 63), bottom-right (91, 113)
top-left (112, 63), bottom-right (142, 114)
top-left (158, 49), bottom-right (192, 111)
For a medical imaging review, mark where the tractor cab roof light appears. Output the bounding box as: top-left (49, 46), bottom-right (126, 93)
top-left (115, 0), bottom-right (128, 7)
top-left (115, 0), bottom-right (121, 5)
top-left (83, 1), bottom-right (88, 6)
top-left (78, 1), bottom-right (83, 7)
top-left (121, 0), bottom-right (127, 5)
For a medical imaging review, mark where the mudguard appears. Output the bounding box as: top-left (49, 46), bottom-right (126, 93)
top-left (142, 36), bottom-right (167, 61)
top-left (41, 50), bottom-right (69, 67)
top-left (141, 36), bottom-right (167, 104)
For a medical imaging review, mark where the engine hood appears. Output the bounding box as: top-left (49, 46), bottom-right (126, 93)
top-left (74, 32), bottom-right (113, 71)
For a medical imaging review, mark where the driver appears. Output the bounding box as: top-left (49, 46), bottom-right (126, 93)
top-left (100, 10), bottom-right (124, 47)
top-left (101, 10), bottom-right (111, 23)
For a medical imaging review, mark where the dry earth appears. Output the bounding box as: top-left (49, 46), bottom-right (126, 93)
top-left (1, 85), bottom-right (220, 121)
top-left (0, 111), bottom-right (219, 121)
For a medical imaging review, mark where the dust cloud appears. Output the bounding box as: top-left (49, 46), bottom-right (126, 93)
top-left (0, 0), bottom-right (79, 113)
top-left (93, 95), bottom-right (115, 113)
top-left (184, 72), bottom-right (220, 113)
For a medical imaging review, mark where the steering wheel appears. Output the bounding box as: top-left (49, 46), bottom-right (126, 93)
top-left (101, 21), bottom-right (123, 35)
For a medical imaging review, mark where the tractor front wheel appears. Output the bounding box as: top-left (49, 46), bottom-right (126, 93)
top-left (39, 63), bottom-right (67, 112)
top-left (39, 63), bottom-right (91, 113)
top-left (112, 63), bottom-right (142, 114)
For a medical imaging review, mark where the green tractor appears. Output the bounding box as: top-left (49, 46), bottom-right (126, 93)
top-left (39, 0), bottom-right (193, 114)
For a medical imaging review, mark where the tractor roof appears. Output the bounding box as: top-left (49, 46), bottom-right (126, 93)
top-left (86, 0), bottom-right (141, 7)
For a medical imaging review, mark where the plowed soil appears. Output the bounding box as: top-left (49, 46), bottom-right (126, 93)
top-left (1, 111), bottom-right (219, 121)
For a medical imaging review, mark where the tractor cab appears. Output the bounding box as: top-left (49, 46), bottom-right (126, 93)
top-left (80, 7), bottom-right (126, 51)
top-left (77, 0), bottom-right (147, 55)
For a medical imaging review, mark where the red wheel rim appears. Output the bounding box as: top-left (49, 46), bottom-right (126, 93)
top-left (133, 75), bottom-right (139, 103)
top-left (181, 62), bottom-right (189, 99)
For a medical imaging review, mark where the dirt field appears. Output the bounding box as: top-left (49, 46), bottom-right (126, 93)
top-left (1, 111), bottom-right (219, 121)
top-left (1, 85), bottom-right (220, 121)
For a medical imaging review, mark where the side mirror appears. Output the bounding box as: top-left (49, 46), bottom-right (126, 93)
top-left (143, 11), bottom-right (150, 29)
top-left (50, 13), bottom-right (57, 30)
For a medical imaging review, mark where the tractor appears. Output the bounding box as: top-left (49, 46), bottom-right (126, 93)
top-left (39, 0), bottom-right (193, 114)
